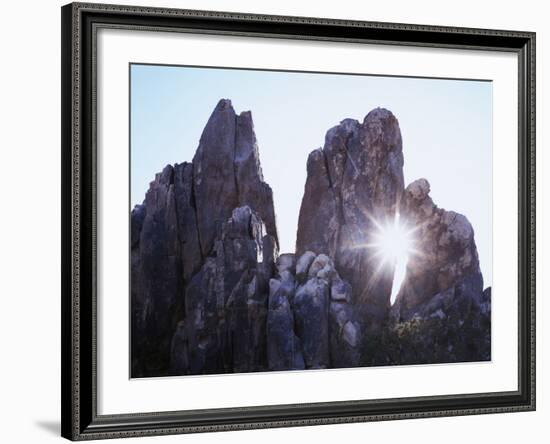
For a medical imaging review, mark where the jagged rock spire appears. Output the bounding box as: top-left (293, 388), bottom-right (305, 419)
top-left (296, 108), bottom-right (405, 320)
top-left (193, 99), bottom-right (278, 257)
top-left (131, 100), bottom-right (278, 376)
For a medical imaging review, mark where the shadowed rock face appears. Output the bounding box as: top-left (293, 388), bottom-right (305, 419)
top-left (145, 203), bottom-right (358, 376)
top-left (132, 99), bottom-right (278, 376)
top-left (381, 179), bottom-right (490, 365)
top-left (179, 205), bottom-right (275, 375)
top-left (296, 109), bottom-right (405, 320)
top-left (392, 179), bottom-right (483, 319)
top-left (267, 251), bottom-right (360, 371)
top-left (193, 99), bottom-right (278, 257)
top-left (131, 101), bottom-right (490, 377)
top-left (131, 166), bottom-right (183, 376)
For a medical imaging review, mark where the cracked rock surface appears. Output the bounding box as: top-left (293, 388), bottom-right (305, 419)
top-left (296, 110), bottom-right (405, 322)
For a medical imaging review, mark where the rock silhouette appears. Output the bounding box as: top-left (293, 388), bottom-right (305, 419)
top-left (385, 179), bottom-right (490, 364)
top-left (131, 99), bottom-right (490, 377)
top-left (393, 178), bottom-right (484, 318)
top-left (296, 110), bottom-right (404, 322)
top-left (192, 99), bottom-right (278, 257)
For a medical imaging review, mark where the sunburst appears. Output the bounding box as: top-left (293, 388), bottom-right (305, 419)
top-left (356, 212), bottom-right (421, 305)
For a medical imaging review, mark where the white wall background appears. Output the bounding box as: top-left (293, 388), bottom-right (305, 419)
top-left (0, 0), bottom-right (545, 443)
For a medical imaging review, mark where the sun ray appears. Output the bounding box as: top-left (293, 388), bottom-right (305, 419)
top-left (354, 210), bottom-right (420, 305)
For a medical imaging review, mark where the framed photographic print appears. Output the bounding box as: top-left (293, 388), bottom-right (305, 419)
top-left (61, 2), bottom-right (536, 440)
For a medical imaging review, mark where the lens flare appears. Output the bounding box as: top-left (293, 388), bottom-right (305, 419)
top-left (372, 213), bottom-right (415, 264)
top-left (366, 212), bottom-right (419, 305)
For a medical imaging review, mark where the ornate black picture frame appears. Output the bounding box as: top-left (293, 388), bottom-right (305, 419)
top-left (61, 2), bottom-right (535, 440)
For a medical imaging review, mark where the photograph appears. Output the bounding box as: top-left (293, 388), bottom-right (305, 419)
top-left (129, 64), bottom-right (493, 378)
top-left (57, 2), bottom-right (536, 440)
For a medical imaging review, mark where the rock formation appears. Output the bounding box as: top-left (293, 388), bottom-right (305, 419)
top-left (131, 99), bottom-right (278, 376)
top-left (131, 100), bottom-right (490, 378)
top-left (384, 179), bottom-right (490, 364)
top-left (192, 99), bottom-right (278, 257)
top-left (266, 251), bottom-right (359, 371)
top-left (296, 110), bottom-right (405, 322)
top-left (177, 205), bottom-right (275, 375)
top-left (392, 178), bottom-right (484, 319)
top-left (131, 165), bottom-right (183, 376)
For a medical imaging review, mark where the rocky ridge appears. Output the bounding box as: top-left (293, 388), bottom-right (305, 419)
top-left (131, 99), bottom-right (491, 377)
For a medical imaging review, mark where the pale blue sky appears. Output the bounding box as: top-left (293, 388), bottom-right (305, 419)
top-left (130, 64), bottom-right (492, 287)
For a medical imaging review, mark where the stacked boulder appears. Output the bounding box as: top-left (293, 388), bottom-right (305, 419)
top-left (267, 252), bottom-right (361, 371)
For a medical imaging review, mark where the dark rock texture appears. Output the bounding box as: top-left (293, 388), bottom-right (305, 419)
top-left (181, 256), bottom-right (221, 374)
top-left (220, 207), bottom-right (272, 373)
top-left (266, 251), bottom-right (359, 371)
top-left (329, 277), bottom-right (361, 367)
top-left (384, 179), bottom-right (490, 365)
top-left (174, 162), bottom-right (202, 281)
top-left (192, 99), bottom-right (278, 257)
top-left (296, 110), bottom-right (405, 321)
top-left (392, 178), bottom-right (484, 318)
top-left (131, 100), bottom-right (278, 377)
top-left (131, 166), bottom-right (183, 376)
top-left (294, 274), bottom-right (330, 368)
top-left (168, 205), bottom-right (275, 376)
top-left (379, 274), bottom-right (491, 365)
top-left (131, 101), bottom-right (491, 378)
top-left (266, 265), bottom-right (305, 371)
